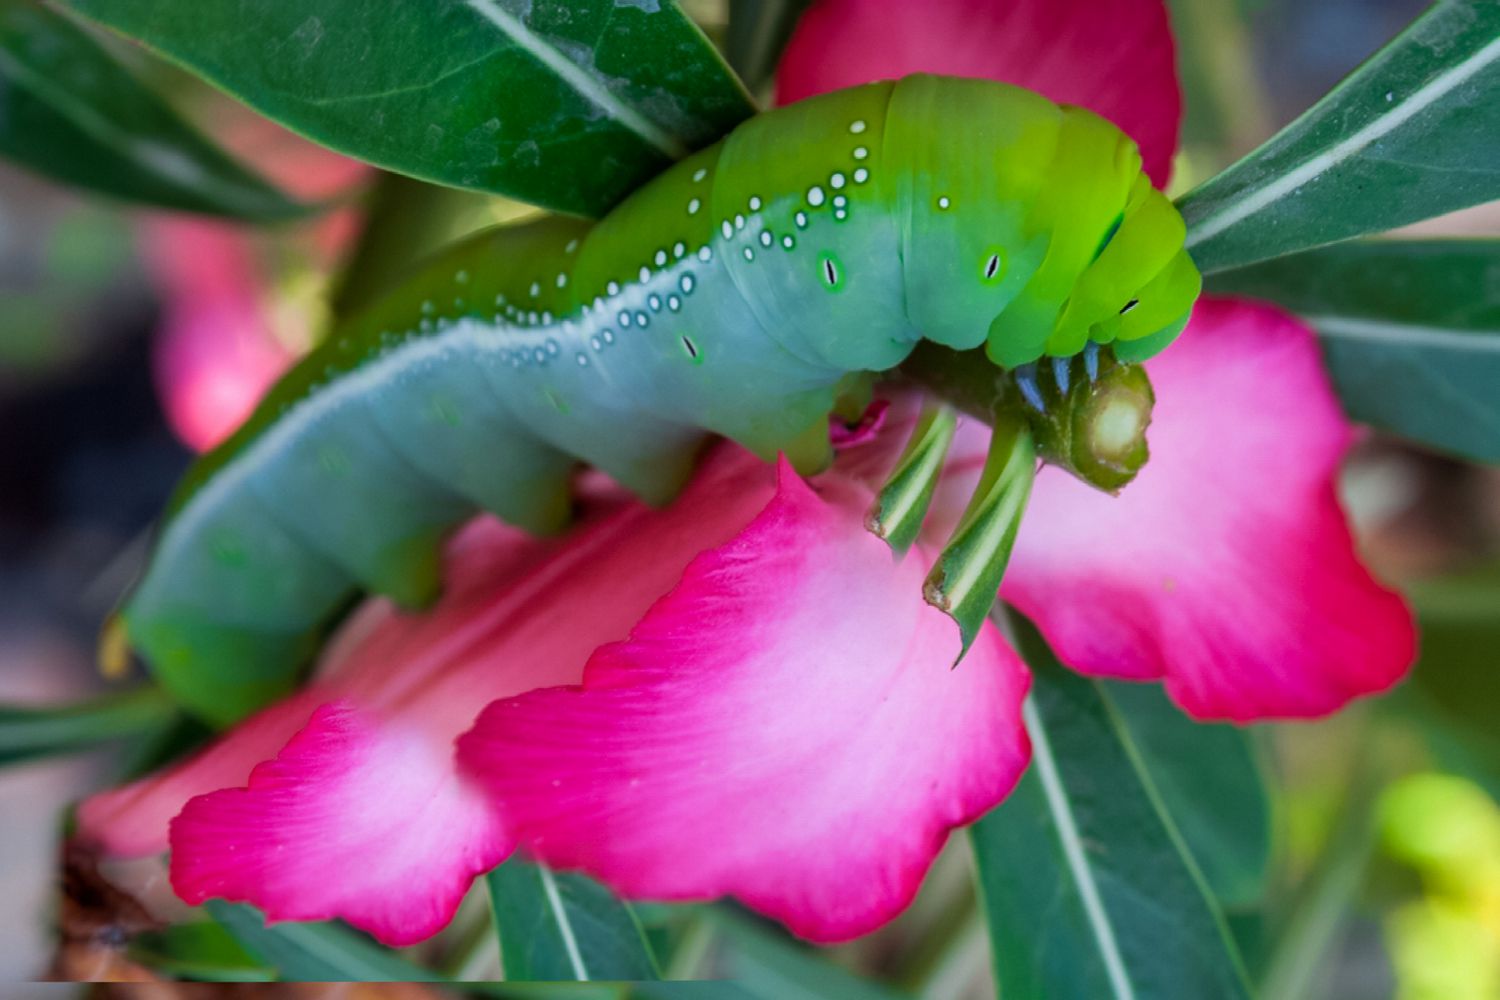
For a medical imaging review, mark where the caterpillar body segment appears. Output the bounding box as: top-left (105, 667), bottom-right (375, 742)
top-left (124, 75), bottom-right (1201, 722)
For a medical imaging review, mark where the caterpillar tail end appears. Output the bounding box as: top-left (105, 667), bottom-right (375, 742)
top-left (1026, 346), bottom-right (1155, 494)
top-left (921, 420), bottom-right (1036, 665)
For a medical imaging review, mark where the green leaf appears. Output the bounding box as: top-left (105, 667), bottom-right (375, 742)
top-left (487, 857), bottom-right (659, 981)
top-left (61, 0), bottom-right (756, 217)
top-left (970, 610), bottom-right (1252, 1000)
top-left (0, 686), bottom-right (176, 768)
top-left (0, 0), bottom-right (307, 219)
top-left (1107, 682), bottom-right (1272, 907)
top-left (1179, 2), bottom-right (1500, 272)
top-left (725, 0), bottom-right (812, 94)
top-left (129, 920), bottom-right (276, 982)
top-left (693, 910), bottom-right (909, 1000)
top-left (1208, 238), bottom-right (1500, 463)
top-left (206, 901), bottom-right (444, 982)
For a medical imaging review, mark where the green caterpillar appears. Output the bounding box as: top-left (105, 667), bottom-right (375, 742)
top-left (119, 75), bottom-right (1201, 722)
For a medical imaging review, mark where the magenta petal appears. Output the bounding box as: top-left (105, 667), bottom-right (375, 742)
top-left (76, 693), bottom-right (322, 858)
top-left (775, 0), bottom-right (1182, 186)
top-left (458, 462), bottom-right (1031, 942)
top-left (1003, 298), bottom-right (1417, 721)
top-left (170, 701), bottom-right (509, 947)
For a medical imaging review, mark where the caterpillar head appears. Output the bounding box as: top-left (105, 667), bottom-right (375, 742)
top-left (1049, 172), bottom-right (1202, 365)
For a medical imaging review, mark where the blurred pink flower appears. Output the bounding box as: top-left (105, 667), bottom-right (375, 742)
top-left (80, 0), bottom-right (1416, 948)
top-left (144, 115), bottom-right (364, 451)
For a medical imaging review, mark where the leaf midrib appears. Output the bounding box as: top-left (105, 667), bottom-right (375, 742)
top-left (1184, 11), bottom-right (1500, 249)
top-left (461, 0), bottom-right (687, 159)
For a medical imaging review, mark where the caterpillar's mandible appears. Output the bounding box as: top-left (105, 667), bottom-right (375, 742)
top-left (121, 76), bottom-right (1201, 720)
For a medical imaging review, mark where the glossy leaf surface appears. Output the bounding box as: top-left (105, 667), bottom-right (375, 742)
top-left (61, 0), bottom-right (755, 216)
top-left (1208, 239), bottom-right (1500, 462)
top-left (0, 0), bottom-right (307, 218)
top-left (970, 611), bottom-right (1252, 1000)
top-left (1180, 2), bottom-right (1500, 271)
top-left (1108, 682), bottom-right (1271, 907)
top-left (488, 858), bottom-right (659, 981)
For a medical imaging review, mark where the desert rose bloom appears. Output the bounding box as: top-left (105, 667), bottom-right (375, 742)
top-left (79, 0), bottom-right (1414, 948)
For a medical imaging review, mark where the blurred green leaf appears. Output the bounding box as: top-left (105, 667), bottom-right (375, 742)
top-left (1107, 682), bottom-right (1272, 907)
top-left (488, 857), bottom-right (659, 981)
top-left (0, 686), bottom-right (176, 768)
top-left (130, 919), bottom-right (276, 981)
top-left (1258, 766), bottom-right (1384, 1000)
top-left (206, 900), bottom-right (443, 981)
top-left (328, 172), bottom-right (498, 320)
top-left (1398, 564), bottom-right (1500, 793)
top-left (1180, 2), bottom-right (1500, 272)
top-left (725, 0), bottom-right (811, 95)
top-left (691, 910), bottom-right (909, 1000)
top-left (0, 0), bottom-right (307, 219)
top-left (1208, 239), bottom-right (1500, 463)
top-left (61, 0), bottom-right (755, 217)
top-left (970, 611), bottom-right (1252, 1000)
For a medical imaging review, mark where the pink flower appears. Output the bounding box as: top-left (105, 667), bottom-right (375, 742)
top-left (146, 118), bottom-right (364, 452)
top-left (79, 0), bottom-right (1415, 949)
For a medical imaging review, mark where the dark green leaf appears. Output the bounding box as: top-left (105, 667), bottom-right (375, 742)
top-left (0, 686), bottom-right (176, 768)
top-left (1107, 681), bottom-right (1272, 907)
top-left (1208, 238), bottom-right (1500, 462)
top-left (695, 910), bottom-right (909, 1000)
top-left (206, 901), bottom-right (443, 981)
top-left (1394, 563), bottom-right (1500, 796)
top-left (1180, 2), bottom-right (1500, 272)
top-left (0, 0), bottom-right (307, 219)
top-left (725, 0), bottom-right (812, 94)
top-left (488, 857), bottom-right (659, 981)
top-left (61, 0), bottom-right (755, 217)
top-left (970, 610), bottom-right (1252, 1000)
top-left (130, 920), bottom-right (276, 981)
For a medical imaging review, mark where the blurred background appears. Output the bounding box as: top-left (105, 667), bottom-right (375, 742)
top-left (3, 0), bottom-right (1498, 995)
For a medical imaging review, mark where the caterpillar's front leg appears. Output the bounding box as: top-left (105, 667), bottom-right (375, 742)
top-left (882, 342), bottom-right (1158, 655)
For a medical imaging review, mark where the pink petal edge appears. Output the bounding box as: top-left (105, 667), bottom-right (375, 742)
top-left (458, 460), bottom-right (1031, 942)
top-left (1002, 297), bottom-right (1417, 721)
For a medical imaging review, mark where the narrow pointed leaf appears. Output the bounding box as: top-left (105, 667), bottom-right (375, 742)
top-left (867, 404), bottom-right (957, 555)
top-left (924, 421), bottom-right (1034, 655)
top-left (487, 858), bottom-right (659, 981)
top-left (0, 0), bottom-right (308, 219)
top-left (1180, 1), bottom-right (1500, 272)
top-left (0, 687), bottom-right (176, 768)
top-left (1107, 682), bottom-right (1272, 907)
top-left (206, 901), bottom-right (443, 982)
top-left (1208, 238), bottom-right (1500, 462)
top-left (60, 0), bottom-right (756, 217)
top-left (970, 610), bottom-right (1252, 1000)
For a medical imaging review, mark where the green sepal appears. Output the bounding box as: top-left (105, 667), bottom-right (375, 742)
top-left (866, 404), bottom-right (958, 556)
top-left (923, 418), bottom-right (1036, 659)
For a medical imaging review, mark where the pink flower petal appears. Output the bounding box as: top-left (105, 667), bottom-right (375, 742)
top-left (144, 220), bottom-right (295, 452)
top-left (1003, 297), bottom-right (1417, 721)
top-left (169, 701), bottom-right (509, 946)
top-left (775, 0), bottom-right (1182, 186)
top-left (81, 449), bottom-right (787, 944)
top-left (76, 692), bottom-right (323, 858)
top-left (458, 461), bottom-right (1031, 942)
